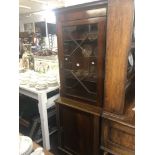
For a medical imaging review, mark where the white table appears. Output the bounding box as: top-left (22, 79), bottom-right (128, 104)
top-left (19, 84), bottom-right (59, 150)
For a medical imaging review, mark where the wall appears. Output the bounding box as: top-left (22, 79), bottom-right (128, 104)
top-left (64, 0), bottom-right (99, 6)
top-left (19, 10), bottom-right (56, 32)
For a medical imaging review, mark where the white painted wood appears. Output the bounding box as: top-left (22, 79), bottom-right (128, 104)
top-left (19, 85), bottom-right (59, 95)
top-left (19, 85), bottom-right (59, 150)
top-left (46, 93), bottom-right (59, 109)
top-left (38, 93), bottom-right (50, 150)
top-left (19, 87), bottom-right (38, 100)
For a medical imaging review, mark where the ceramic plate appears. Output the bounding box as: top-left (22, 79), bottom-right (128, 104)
top-left (19, 136), bottom-right (33, 155)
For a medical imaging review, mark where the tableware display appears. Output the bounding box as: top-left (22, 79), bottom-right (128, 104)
top-left (20, 78), bottom-right (30, 85)
top-left (88, 32), bottom-right (97, 41)
top-left (46, 77), bottom-right (58, 87)
top-left (93, 47), bottom-right (97, 57)
top-left (19, 69), bottom-right (59, 89)
top-left (29, 79), bottom-right (37, 87)
top-left (82, 70), bottom-right (89, 77)
top-left (74, 69), bottom-right (82, 78)
top-left (82, 45), bottom-right (92, 57)
top-left (19, 68), bottom-right (26, 73)
top-left (19, 136), bottom-right (33, 155)
top-left (35, 80), bottom-right (48, 90)
top-left (74, 70), bottom-right (89, 79)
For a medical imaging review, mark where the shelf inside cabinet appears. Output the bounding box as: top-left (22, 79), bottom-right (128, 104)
top-left (64, 55), bottom-right (97, 58)
top-left (65, 76), bottom-right (97, 84)
top-left (64, 80), bottom-right (97, 94)
top-left (63, 68), bottom-right (97, 101)
top-left (63, 36), bottom-right (98, 42)
top-left (64, 69), bottom-right (97, 82)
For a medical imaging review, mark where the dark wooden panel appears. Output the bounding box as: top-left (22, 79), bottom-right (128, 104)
top-left (97, 19), bottom-right (106, 106)
top-left (101, 118), bottom-right (135, 155)
top-left (62, 17), bottom-right (105, 26)
top-left (59, 8), bottom-right (107, 22)
top-left (55, 97), bottom-right (102, 117)
top-left (55, 1), bottom-right (107, 22)
top-left (56, 99), bottom-right (100, 155)
top-left (109, 127), bottom-right (134, 149)
top-left (103, 0), bottom-right (134, 114)
top-left (56, 20), bottom-right (65, 96)
top-left (102, 98), bottom-right (135, 126)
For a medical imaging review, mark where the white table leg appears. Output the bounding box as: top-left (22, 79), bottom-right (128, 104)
top-left (38, 93), bottom-right (50, 150)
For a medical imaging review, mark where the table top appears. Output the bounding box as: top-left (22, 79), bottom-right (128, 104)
top-left (19, 84), bottom-right (59, 94)
top-left (19, 70), bottom-right (59, 95)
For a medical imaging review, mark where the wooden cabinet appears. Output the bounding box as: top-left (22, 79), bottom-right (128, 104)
top-left (100, 101), bottom-right (135, 155)
top-left (100, 0), bottom-right (135, 155)
top-left (60, 19), bottom-right (106, 105)
top-left (55, 1), bottom-right (107, 154)
top-left (101, 120), bottom-right (135, 155)
top-left (56, 1), bottom-right (107, 107)
top-left (55, 97), bottom-right (101, 155)
top-left (55, 0), bottom-right (135, 155)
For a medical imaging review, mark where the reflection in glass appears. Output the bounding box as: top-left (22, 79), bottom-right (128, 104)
top-left (62, 24), bottom-right (98, 102)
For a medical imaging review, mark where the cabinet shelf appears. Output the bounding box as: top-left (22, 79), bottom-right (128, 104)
top-left (63, 38), bottom-right (97, 42)
top-left (65, 77), bottom-right (97, 84)
top-left (64, 69), bottom-right (97, 80)
top-left (64, 55), bottom-right (97, 58)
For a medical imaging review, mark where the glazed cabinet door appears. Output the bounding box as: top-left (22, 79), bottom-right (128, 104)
top-left (57, 17), bottom-right (106, 106)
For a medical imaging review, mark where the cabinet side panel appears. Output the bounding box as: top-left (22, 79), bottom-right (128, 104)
top-left (104, 0), bottom-right (134, 114)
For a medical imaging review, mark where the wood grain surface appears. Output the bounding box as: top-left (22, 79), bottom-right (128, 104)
top-left (103, 0), bottom-right (134, 114)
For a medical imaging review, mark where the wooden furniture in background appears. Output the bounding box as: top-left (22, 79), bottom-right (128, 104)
top-left (101, 0), bottom-right (135, 155)
top-left (101, 101), bottom-right (135, 155)
top-left (103, 0), bottom-right (135, 114)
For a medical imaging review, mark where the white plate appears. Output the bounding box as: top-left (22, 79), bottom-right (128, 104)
top-left (35, 84), bottom-right (48, 90)
top-left (19, 136), bottom-right (33, 155)
top-left (30, 147), bottom-right (45, 155)
top-left (20, 80), bottom-right (29, 85)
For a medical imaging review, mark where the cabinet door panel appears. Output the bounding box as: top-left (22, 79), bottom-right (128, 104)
top-left (101, 118), bottom-right (135, 155)
top-left (57, 17), bottom-right (106, 106)
top-left (57, 104), bottom-right (99, 155)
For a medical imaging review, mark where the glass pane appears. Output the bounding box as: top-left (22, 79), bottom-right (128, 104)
top-left (62, 23), bottom-right (98, 102)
